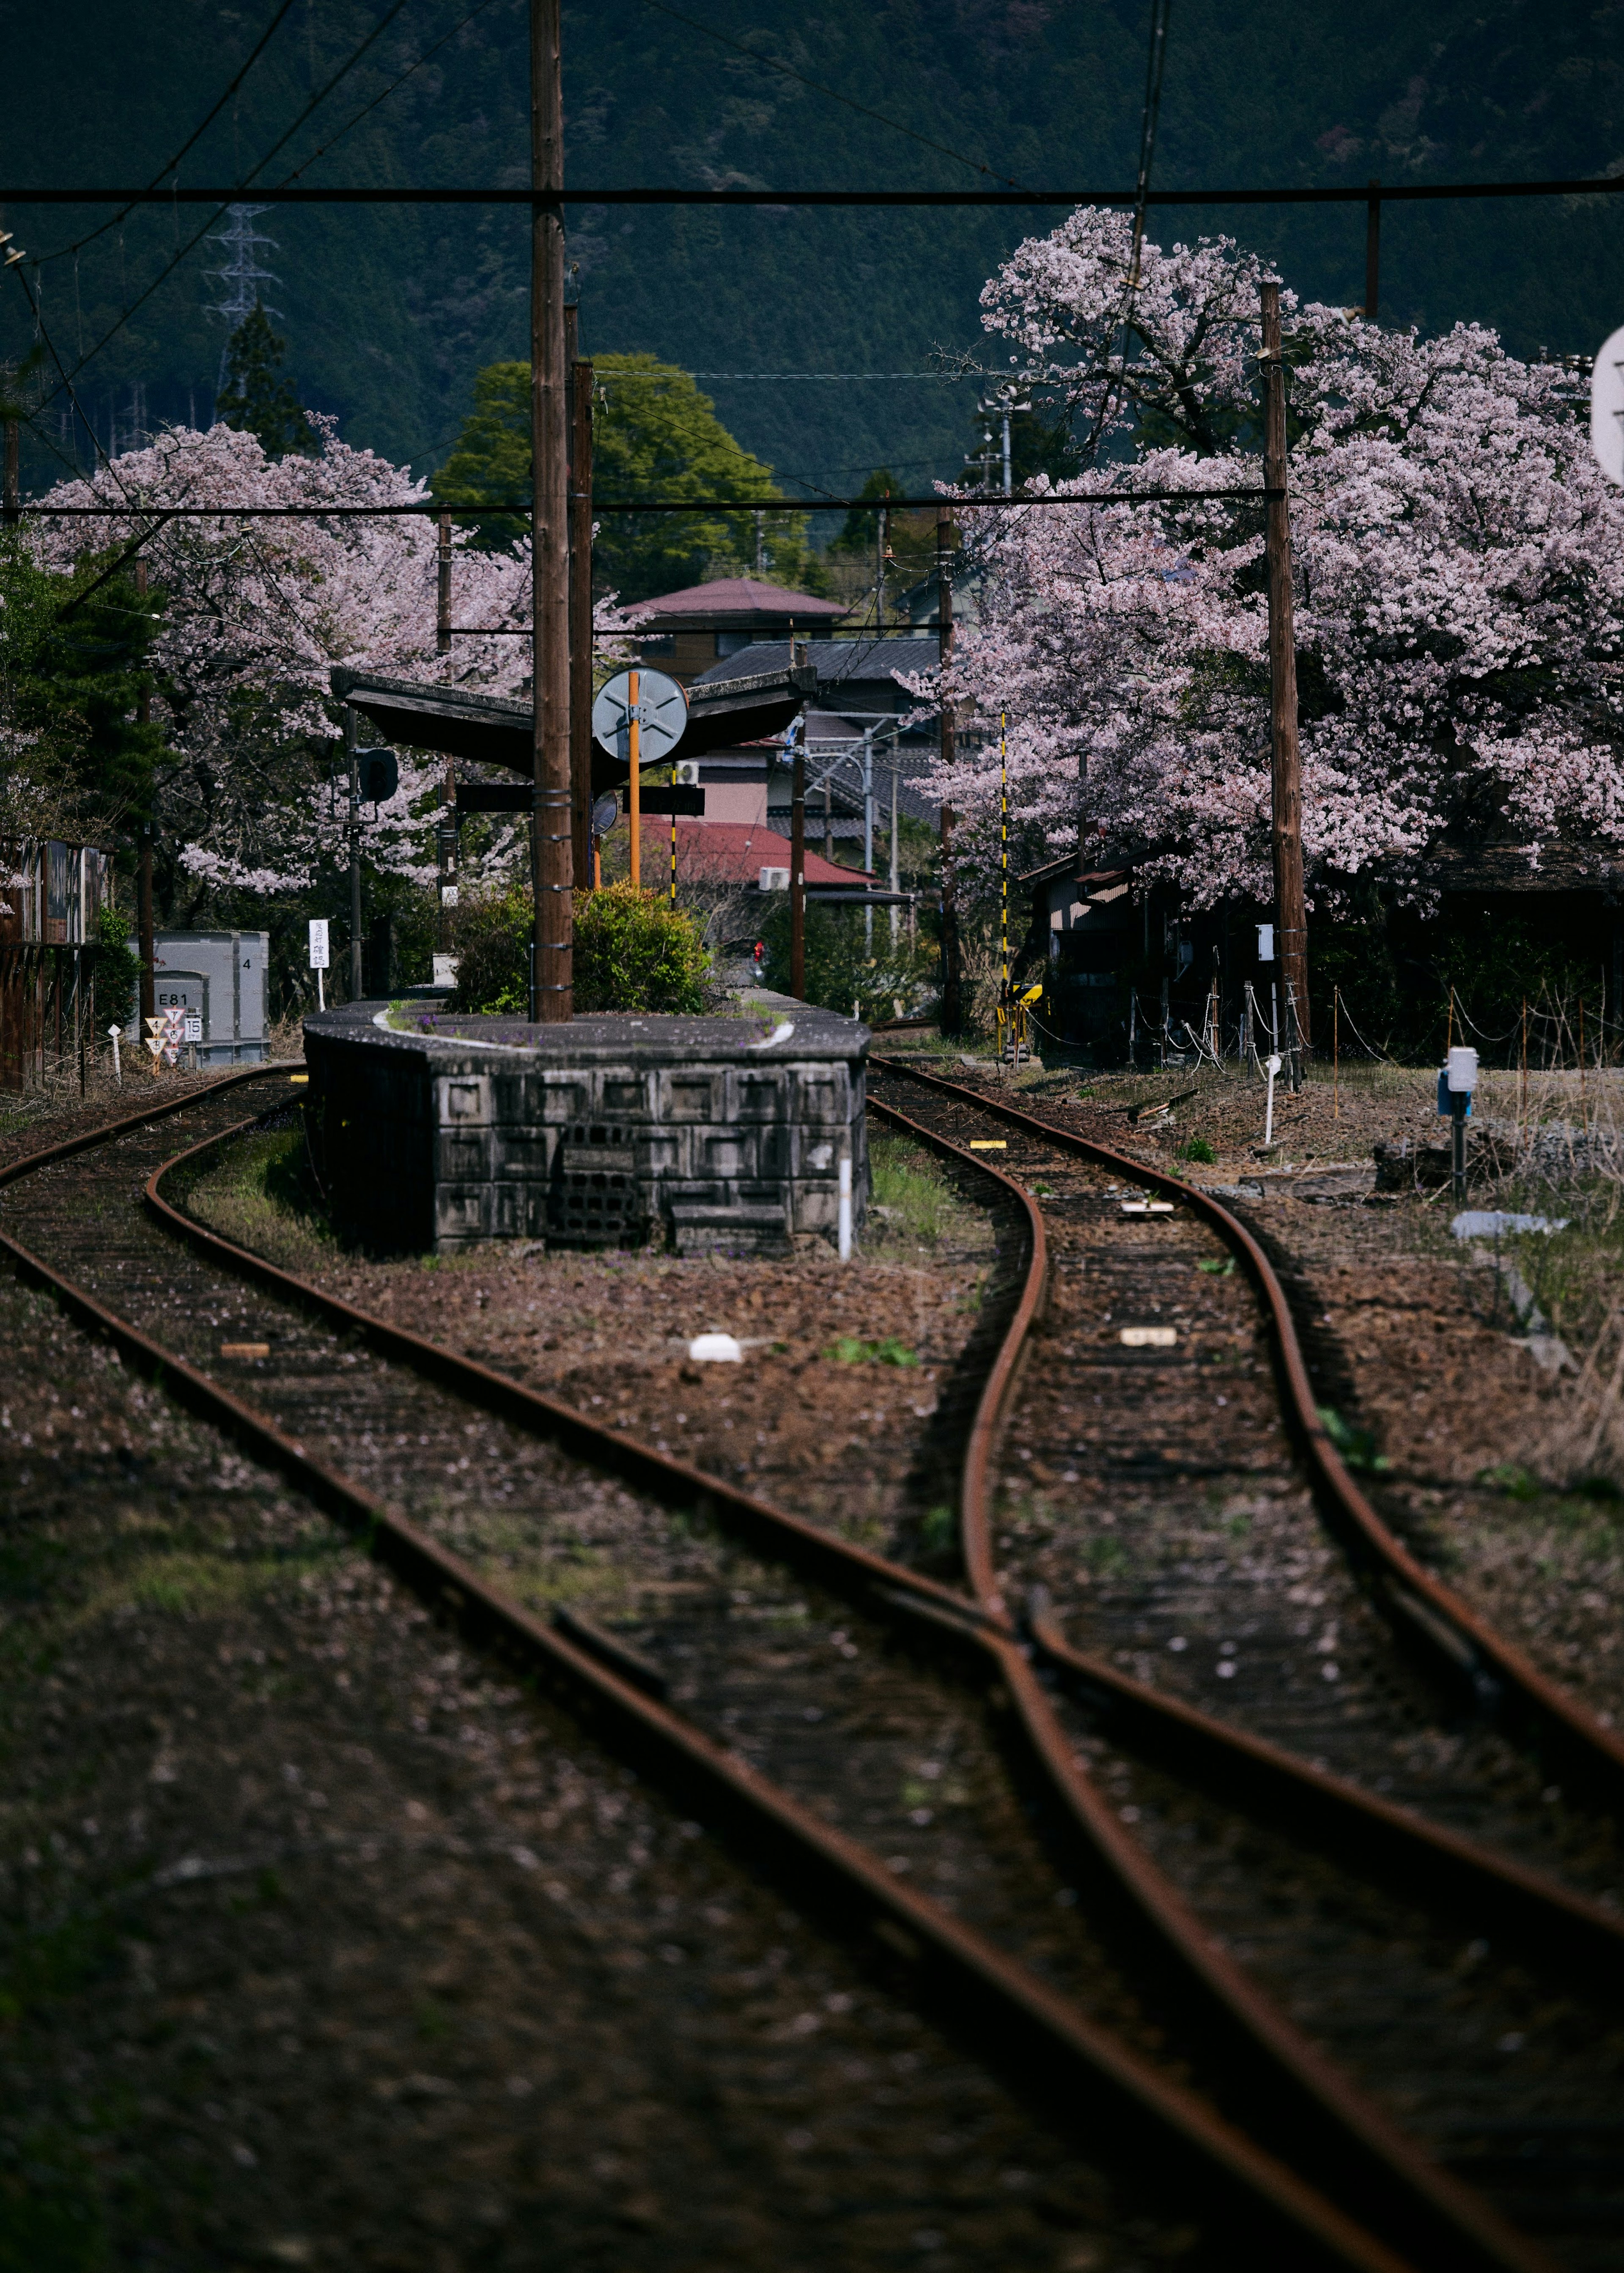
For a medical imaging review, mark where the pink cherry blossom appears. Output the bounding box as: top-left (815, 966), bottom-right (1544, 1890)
top-left (28, 420), bottom-right (640, 893)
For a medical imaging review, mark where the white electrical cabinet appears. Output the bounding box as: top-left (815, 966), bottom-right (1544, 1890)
top-left (147, 932), bottom-right (269, 1064)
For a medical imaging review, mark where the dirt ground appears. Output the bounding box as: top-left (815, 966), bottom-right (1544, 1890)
top-left (0, 1094), bottom-right (1154, 2273)
top-left (877, 1039), bottom-right (1624, 1733)
top-left (183, 1122), bottom-right (1001, 1576)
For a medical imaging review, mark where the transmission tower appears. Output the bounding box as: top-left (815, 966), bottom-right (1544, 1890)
top-left (204, 203), bottom-right (282, 390)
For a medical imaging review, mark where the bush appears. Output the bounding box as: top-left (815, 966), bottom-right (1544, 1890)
top-left (96, 904), bottom-right (143, 1026)
top-left (450, 882), bottom-right (710, 1016)
top-left (757, 895), bottom-right (938, 1019)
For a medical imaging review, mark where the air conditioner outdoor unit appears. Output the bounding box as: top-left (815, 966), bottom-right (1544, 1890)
top-left (758, 866), bottom-right (790, 891)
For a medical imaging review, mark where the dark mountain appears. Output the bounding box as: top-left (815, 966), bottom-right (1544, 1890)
top-left (3, 0), bottom-right (1619, 506)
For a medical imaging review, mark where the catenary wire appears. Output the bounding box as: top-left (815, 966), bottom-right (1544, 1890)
top-left (13, 175), bottom-right (1618, 208)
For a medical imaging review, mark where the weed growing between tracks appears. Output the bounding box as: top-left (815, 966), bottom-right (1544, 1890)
top-left (181, 1121), bottom-right (1001, 1574)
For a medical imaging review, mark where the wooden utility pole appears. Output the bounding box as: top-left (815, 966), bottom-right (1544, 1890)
top-left (1364, 180), bottom-right (1380, 319)
top-left (529, 0), bottom-right (572, 1019)
top-left (436, 512), bottom-right (451, 653)
top-left (790, 740), bottom-right (806, 1000)
top-left (134, 559), bottom-right (155, 1033)
top-left (1260, 278), bottom-right (1309, 1059)
top-left (936, 504), bottom-right (962, 1036)
top-left (565, 303), bottom-right (595, 893)
top-left (2, 415), bottom-right (17, 528)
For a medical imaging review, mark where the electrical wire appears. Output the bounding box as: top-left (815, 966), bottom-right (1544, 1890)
top-left (17, 0), bottom-right (416, 413)
top-left (277, 0), bottom-right (504, 186)
top-left (633, 0), bottom-right (1028, 192)
top-left (34, 0), bottom-right (301, 268)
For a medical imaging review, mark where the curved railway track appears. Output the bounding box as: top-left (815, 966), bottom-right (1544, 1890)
top-left (0, 1060), bottom-right (1620, 2272)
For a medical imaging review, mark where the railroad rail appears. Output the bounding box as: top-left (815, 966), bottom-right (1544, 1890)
top-left (0, 1062), bottom-right (1618, 2269)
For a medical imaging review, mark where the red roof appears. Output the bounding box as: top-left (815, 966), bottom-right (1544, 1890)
top-left (639, 576), bottom-right (847, 621)
top-left (635, 817), bottom-right (868, 886)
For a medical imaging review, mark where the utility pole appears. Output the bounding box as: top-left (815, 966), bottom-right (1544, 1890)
top-left (346, 704), bottom-right (363, 1001)
top-left (1260, 278), bottom-right (1309, 1069)
top-left (1364, 180), bottom-right (1380, 320)
top-left (936, 505), bottom-right (961, 1036)
top-left (530, 0), bottom-right (572, 1020)
top-left (3, 413), bottom-right (17, 527)
top-left (888, 758), bottom-right (900, 948)
top-left (861, 725), bottom-right (875, 959)
top-left (134, 559), bottom-right (155, 1034)
top-left (977, 384), bottom-right (1030, 497)
top-left (566, 303), bottom-right (595, 894)
top-left (790, 727), bottom-right (806, 1001)
top-left (436, 512), bottom-right (451, 653)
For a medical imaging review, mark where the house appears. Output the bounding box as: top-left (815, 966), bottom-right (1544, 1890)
top-left (634, 816), bottom-right (871, 897)
top-left (1024, 823), bottom-right (1624, 1068)
top-left (689, 639), bottom-right (944, 853)
top-left (635, 577), bottom-right (847, 684)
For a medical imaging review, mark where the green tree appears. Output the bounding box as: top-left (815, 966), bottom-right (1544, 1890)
top-left (0, 540), bottom-right (165, 840)
top-left (435, 354), bottom-right (827, 600)
top-left (215, 304), bottom-right (313, 459)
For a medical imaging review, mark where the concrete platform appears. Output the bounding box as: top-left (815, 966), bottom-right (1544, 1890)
top-left (303, 1000), bottom-right (869, 1255)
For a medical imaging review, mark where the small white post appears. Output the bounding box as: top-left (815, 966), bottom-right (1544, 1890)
top-left (107, 1023), bottom-right (122, 1085)
top-left (1264, 1052), bottom-right (1281, 1149)
top-left (317, 968), bottom-right (325, 1012)
top-left (837, 1155), bottom-right (853, 1261)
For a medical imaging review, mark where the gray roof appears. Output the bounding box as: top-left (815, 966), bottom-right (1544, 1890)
top-left (692, 638), bottom-right (943, 721)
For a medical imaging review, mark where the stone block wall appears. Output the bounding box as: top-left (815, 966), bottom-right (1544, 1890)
top-left (303, 1001), bottom-right (868, 1255)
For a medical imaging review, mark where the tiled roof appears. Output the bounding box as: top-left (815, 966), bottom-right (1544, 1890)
top-left (692, 635), bottom-right (943, 688)
top-left (639, 577), bottom-right (847, 621)
top-left (635, 817), bottom-right (870, 886)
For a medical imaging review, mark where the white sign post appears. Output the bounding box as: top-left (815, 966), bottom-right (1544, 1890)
top-left (107, 1023), bottom-right (122, 1086)
top-left (1591, 326), bottom-right (1624, 486)
top-left (308, 918), bottom-right (330, 1012)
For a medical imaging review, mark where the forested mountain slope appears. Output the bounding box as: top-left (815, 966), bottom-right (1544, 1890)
top-left (3, 0), bottom-right (1620, 500)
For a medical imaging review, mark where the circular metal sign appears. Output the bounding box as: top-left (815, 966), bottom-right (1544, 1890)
top-left (1593, 324), bottom-right (1624, 485)
top-left (590, 790), bottom-right (620, 837)
top-left (592, 667), bottom-right (689, 766)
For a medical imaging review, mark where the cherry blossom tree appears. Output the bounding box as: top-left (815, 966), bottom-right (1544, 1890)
top-left (925, 212), bottom-right (1624, 915)
top-left (29, 420), bottom-right (640, 898)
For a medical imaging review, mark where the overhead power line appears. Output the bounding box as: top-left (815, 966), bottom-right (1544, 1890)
top-left (11, 0), bottom-right (416, 418)
top-left (16, 485), bottom-right (1281, 517)
top-left (4, 175), bottom-right (1621, 208)
top-left (37, 0), bottom-right (301, 267)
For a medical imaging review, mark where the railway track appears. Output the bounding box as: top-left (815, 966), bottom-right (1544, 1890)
top-left (867, 1054), bottom-right (1624, 2270)
top-left (0, 1060), bottom-right (1619, 2270)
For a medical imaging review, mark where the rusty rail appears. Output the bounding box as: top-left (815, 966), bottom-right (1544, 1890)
top-left (872, 1055), bottom-right (1624, 1800)
top-left (0, 1068), bottom-right (1606, 2270)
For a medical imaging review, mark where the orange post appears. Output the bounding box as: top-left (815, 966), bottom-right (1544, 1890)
top-left (628, 667), bottom-right (641, 892)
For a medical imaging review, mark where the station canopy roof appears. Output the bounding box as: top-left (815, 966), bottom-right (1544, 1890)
top-left (329, 661), bottom-right (818, 792)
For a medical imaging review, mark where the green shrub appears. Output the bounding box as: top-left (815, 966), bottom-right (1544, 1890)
top-left (1180, 1136), bottom-right (1217, 1165)
top-left (450, 882), bottom-right (710, 1015)
top-left (96, 903), bottom-right (142, 1026)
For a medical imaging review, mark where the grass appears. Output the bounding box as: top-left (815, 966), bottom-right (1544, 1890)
top-left (181, 1125), bottom-right (337, 1273)
top-left (826, 1334), bottom-right (919, 1367)
top-left (867, 1130), bottom-right (976, 1249)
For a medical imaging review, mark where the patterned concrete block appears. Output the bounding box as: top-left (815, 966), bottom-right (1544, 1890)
top-left (306, 1001), bottom-right (868, 1256)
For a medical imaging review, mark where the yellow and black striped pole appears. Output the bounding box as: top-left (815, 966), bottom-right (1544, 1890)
top-left (1000, 710), bottom-right (1009, 1056)
top-left (670, 795), bottom-right (677, 906)
top-left (1000, 709), bottom-right (1009, 995)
